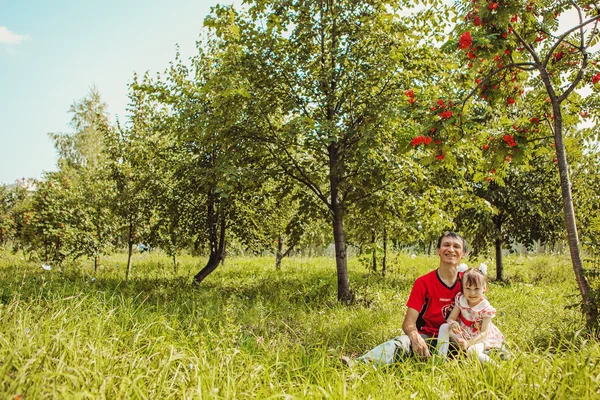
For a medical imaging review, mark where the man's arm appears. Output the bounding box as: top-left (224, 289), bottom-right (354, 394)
top-left (402, 307), bottom-right (431, 358)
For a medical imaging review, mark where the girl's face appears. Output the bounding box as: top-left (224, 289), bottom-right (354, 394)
top-left (462, 282), bottom-right (486, 307)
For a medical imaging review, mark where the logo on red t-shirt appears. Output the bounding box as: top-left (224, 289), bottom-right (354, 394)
top-left (441, 302), bottom-right (455, 320)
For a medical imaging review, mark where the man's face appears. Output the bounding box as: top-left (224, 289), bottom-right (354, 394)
top-left (437, 236), bottom-right (465, 266)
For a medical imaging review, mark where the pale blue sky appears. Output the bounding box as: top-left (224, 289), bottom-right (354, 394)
top-left (1, 2), bottom-right (590, 185)
top-left (0, 0), bottom-right (235, 184)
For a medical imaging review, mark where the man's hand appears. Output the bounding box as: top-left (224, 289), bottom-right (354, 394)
top-left (403, 307), bottom-right (431, 359)
top-left (410, 333), bottom-right (431, 359)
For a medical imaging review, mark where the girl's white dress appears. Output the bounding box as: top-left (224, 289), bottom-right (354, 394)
top-left (454, 293), bottom-right (504, 349)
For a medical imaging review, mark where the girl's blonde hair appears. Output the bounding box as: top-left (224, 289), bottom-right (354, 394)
top-left (462, 267), bottom-right (488, 289)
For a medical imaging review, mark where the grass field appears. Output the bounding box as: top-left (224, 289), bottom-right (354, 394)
top-left (0, 250), bottom-right (599, 399)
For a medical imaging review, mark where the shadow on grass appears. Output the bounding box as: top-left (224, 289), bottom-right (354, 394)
top-left (0, 263), bottom-right (415, 311)
top-left (0, 260), bottom-right (422, 350)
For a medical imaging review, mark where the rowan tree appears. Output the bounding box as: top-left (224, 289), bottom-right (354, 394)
top-left (449, 0), bottom-right (600, 328)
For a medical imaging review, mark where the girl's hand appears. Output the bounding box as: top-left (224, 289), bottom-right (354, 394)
top-left (455, 337), bottom-right (470, 350)
top-left (450, 321), bottom-right (461, 334)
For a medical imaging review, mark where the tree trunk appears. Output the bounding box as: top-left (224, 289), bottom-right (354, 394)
top-left (193, 251), bottom-right (222, 284)
top-left (94, 255), bottom-right (99, 273)
top-left (495, 238), bottom-right (503, 282)
top-left (332, 206), bottom-right (351, 303)
top-left (193, 197), bottom-right (226, 285)
top-left (276, 233), bottom-right (283, 270)
top-left (382, 225), bottom-right (387, 277)
top-left (550, 99), bottom-right (599, 329)
top-left (371, 231), bottom-right (377, 272)
top-left (221, 238), bottom-right (226, 266)
top-left (126, 241), bottom-right (133, 280)
top-left (493, 215), bottom-right (504, 281)
top-left (126, 218), bottom-right (134, 280)
top-left (173, 253), bottom-right (178, 275)
top-left (275, 237), bottom-right (295, 270)
top-left (329, 144), bottom-right (352, 304)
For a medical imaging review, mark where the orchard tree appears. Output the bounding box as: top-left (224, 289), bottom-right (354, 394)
top-left (452, 86), bottom-right (568, 280)
top-left (69, 166), bottom-right (118, 272)
top-left (102, 91), bottom-right (154, 279)
top-left (455, 158), bottom-right (564, 280)
top-left (213, 0), bottom-right (455, 302)
top-left (260, 178), bottom-right (330, 269)
top-left (0, 182), bottom-right (30, 248)
top-left (27, 175), bottom-right (74, 265)
top-left (49, 88), bottom-right (117, 271)
top-left (0, 186), bottom-right (15, 247)
top-left (49, 86), bottom-right (108, 169)
top-left (131, 31), bottom-right (270, 284)
top-left (124, 94), bottom-right (197, 275)
top-left (450, 0), bottom-right (600, 327)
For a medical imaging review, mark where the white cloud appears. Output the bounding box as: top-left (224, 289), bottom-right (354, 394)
top-left (0, 26), bottom-right (30, 45)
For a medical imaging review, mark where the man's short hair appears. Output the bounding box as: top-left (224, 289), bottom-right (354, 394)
top-left (436, 231), bottom-right (467, 252)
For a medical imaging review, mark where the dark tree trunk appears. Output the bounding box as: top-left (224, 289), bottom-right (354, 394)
top-left (193, 197), bottom-right (226, 285)
top-left (276, 233), bottom-right (283, 270)
top-left (382, 225), bottom-right (387, 277)
top-left (94, 255), bottom-right (99, 273)
top-left (495, 238), bottom-right (503, 282)
top-left (221, 238), bottom-right (226, 266)
top-left (371, 231), bottom-right (377, 272)
top-left (550, 100), bottom-right (598, 329)
top-left (275, 253), bottom-right (282, 269)
top-left (537, 61), bottom-right (599, 329)
top-left (493, 215), bottom-right (504, 281)
top-left (126, 242), bottom-right (133, 280)
top-left (275, 234), bottom-right (296, 270)
top-left (194, 250), bottom-right (222, 284)
top-left (329, 144), bottom-right (352, 304)
top-left (173, 254), bottom-right (178, 275)
top-left (126, 218), bottom-right (134, 280)
top-left (332, 206), bottom-right (350, 303)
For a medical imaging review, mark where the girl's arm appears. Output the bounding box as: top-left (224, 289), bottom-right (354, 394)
top-left (463, 316), bottom-right (491, 349)
top-left (446, 306), bottom-right (461, 333)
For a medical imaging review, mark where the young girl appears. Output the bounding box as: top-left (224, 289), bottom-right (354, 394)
top-left (437, 266), bottom-right (505, 363)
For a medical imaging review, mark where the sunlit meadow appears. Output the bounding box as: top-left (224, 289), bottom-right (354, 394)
top-left (0, 249), bottom-right (599, 399)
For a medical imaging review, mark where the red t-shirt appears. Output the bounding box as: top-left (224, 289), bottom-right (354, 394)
top-left (406, 269), bottom-right (462, 337)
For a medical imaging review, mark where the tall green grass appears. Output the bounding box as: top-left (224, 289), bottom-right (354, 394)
top-left (0, 250), bottom-right (598, 399)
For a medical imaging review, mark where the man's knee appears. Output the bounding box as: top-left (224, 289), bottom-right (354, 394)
top-left (393, 334), bottom-right (436, 359)
top-left (394, 335), bottom-right (412, 359)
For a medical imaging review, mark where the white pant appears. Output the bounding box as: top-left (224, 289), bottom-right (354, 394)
top-left (437, 323), bottom-right (491, 363)
top-left (357, 333), bottom-right (434, 365)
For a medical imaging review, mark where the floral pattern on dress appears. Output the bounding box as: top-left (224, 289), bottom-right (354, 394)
top-left (455, 293), bottom-right (505, 349)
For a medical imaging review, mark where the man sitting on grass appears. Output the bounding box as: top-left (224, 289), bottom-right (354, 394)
top-left (343, 231), bottom-right (466, 365)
